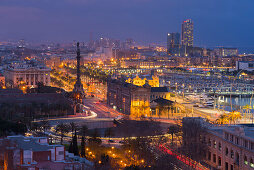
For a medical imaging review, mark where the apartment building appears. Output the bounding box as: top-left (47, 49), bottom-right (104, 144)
top-left (183, 117), bottom-right (254, 170)
top-left (0, 135), bottom-right (93, 170)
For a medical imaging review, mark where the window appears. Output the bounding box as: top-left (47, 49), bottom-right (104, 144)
top-left (208, 151), bottom-right (211, 161)
top-left (230, 150), bottom-right (234, 159)
top-left (225, 147), bottom-right (229, 156)
top-left (244, 140), bottom-right (248, 148)
top-left (250, 159), bottom-right (254, 168)
top-left (208, 138), bottom-right (211, 146)
top-left (225, 162), bottom-right (229, 170)
top-left (213, 140), bottom-right (217, 149)
top-left (225, 133), bottom-right (229, 140)
top-left (235, 137), bottom-right (239, 145)
top-left (219, 142), bottom-right (222, 151)
top-left (251, 143), bottom-right (254, 151)
top-left (244, 155), bottom-right (248, 165)
top-left (230, 135), bottom-right (233, 142)
top-left (230, 164), bottom-right (233, 170)
top-left (213, 154), bottom-right (216, 163)
top-left (59, 151), bottom-right (64, 155)
top-left (235, 152), bottom-right (239, 165)
top-left (218, 156), bottom-right (221, 166)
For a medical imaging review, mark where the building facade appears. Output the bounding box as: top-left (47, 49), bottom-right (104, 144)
top-left (183, 117), bottom-right (254, 170)
top-left (167, 33), bottom-right (181, 56)
top-left (181, 19), bottom-right (194, 47)
top-left (214, 48), bottom-right (238, 57)
top-left (236, 61), bottom-right (254, 71)
top-left (4, 60), bottom-right (50, 88)
top-left (126, 75), bottom-right (159, 87)
top-left (0, 136), bottom-right (92, 170)
top-left (107, 79), bottom-right (151, 117)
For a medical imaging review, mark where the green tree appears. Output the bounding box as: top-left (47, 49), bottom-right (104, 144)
top-left (55, 123), bottom-right (70, 145)
top-left (72, 131), bottom-right (79, 156)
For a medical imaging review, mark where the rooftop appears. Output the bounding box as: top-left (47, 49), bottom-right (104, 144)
top-left (151, 87), bottom-right (169, 93)
top-left (7, 135), bottom-right (62, 151)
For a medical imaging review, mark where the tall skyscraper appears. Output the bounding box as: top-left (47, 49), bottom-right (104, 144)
top-left (167, 33), bottom-right (180, 56)
top-left (181, 19), bottom-right (194, 47)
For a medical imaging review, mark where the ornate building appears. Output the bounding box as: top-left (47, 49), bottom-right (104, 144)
top-left (107, 79), bottom-right (180, 118)
top-left (107, 79), bottom-right (151, 118)
top-left (126, 72), bottom-right (159, 87)
top-left (4, 60), bottom-right (50, 88)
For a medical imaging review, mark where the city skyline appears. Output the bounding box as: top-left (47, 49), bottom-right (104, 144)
top-left (0, 0), bottom-right (253, 48)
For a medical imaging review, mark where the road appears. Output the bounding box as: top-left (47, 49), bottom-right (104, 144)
top-left (84, 97), bottom-right (124, 118)
top-left (157, 144), bottom-right (209, 170)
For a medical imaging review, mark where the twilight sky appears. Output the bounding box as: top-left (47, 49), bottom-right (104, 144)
top-left (0, 0), bottom-right (253, 47)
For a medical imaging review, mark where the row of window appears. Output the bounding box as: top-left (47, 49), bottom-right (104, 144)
top-left (225, 132), bottom-right (254, 150)
top-left (206, 136), bottom-right (254, 169)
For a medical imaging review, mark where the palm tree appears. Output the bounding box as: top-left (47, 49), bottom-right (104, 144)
top-left (215, 114), bottom-right (229, 124)
top-left (168, 125), bottom-right (180, 146)
top-left (243, 104), bottom-right (252, 119)
top-left (227, 111), bottom-right (242, 124)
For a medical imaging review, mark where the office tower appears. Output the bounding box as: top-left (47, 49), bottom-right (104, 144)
top-left (167, 33), bottom-right (180, 56)
top-left (181, 19), bottom-right (194, 47)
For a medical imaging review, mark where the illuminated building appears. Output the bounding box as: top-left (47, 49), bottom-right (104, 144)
top-left (150, 87), bottom-right (171, 100)
top-left (213, 47), bottom-right (238, 57)
top-left (107, 78), bottom-right (174, 118)
top-left (0, 73), bottom-right (5, 88)
top-left (107, 79), bottom-right (151, 117)
top-left (167, 33), bottom-right (180, 56)
top-left (4, 60), bottom-right (50, 88)
top-left (181, 19), bottom-right (194, 47)
top-left (126, 75), bottom-right (159, 87)
top-left (120, 59), bottom-right (176, 69)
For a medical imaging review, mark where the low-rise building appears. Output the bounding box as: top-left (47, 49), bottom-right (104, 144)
top-left (0, 135), bottom-right (93, 170)
top-left (236, 61), bottom-right (254, 71)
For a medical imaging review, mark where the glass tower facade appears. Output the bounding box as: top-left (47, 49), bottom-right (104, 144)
top-left (167, 32), bottom-right (180, 56)
top-left (181, 19), bottom-right (194, 47)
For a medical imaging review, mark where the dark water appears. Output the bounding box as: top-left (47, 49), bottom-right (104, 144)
top-left (218, 96), bottom-right (254, 112)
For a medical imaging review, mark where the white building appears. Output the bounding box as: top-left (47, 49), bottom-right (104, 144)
top-left (4, 60), bottom-right (51, 88)
top-left (236, 61), bottom-right (254, 71)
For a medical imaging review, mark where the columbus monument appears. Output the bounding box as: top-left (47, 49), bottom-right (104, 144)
top-left (72, 42), bottom-right (85, 103)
